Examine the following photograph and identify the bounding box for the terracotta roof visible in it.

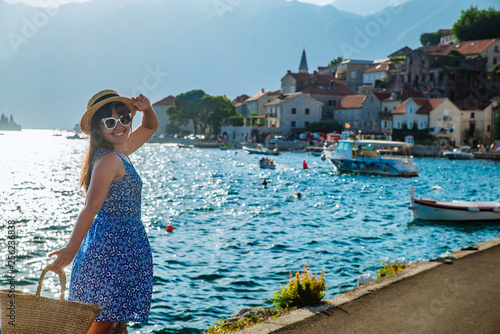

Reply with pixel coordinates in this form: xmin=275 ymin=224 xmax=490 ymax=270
xmin=391 ymin=103 xmax=406 ymax=114
xmin=391 ymin=97 xmax=427 ymax=114
xmin=364 ymin=61 xmax=395 ymax=73
xmin=233 ymin=94 xmax=250 ymax=104
xmin=451 ymin=39 xmax=499 ymax=55
xmin=418 ymin=38 xmax=499 ymax=56
xmin=371 ymin=91 xmax=392 ymax=101
xmin=153 ymin=96 xmax=175 ymax=106
xmin=334 ymin=95 xmax=367 ymax=109
xmin=417 ymin=98 xmax=447 ymax=114
xmin=391 ymin=98 xmax=448 ymax=115
xmin=246 ymin=90 xmax=270 ymax=102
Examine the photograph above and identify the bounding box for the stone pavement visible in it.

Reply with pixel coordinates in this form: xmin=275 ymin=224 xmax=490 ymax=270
xmin=241 ymin=237 xmax=500 ymax=334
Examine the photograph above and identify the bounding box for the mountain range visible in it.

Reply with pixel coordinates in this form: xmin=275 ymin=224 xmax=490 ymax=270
xmin=0 ymin=0 xmax=497 ymax=129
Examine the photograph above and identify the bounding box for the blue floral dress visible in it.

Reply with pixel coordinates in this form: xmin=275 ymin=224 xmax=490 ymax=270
xmin=69 ymin=148 xmax=153 ymax=322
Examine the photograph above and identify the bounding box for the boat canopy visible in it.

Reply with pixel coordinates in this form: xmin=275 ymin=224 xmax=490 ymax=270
xmin=339 ymin=139 xmax=413 ymax=148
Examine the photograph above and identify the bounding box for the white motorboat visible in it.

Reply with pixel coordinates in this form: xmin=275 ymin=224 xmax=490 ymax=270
xmin=408 ymin=187 xmax=500 ymax=221
xmin=323 ymin=137 xmax=418 ymax=177
xmin=443 ymin=147 xmax=474 ymax=160
xmin=243 ymin=145 xmax=279 ymax=156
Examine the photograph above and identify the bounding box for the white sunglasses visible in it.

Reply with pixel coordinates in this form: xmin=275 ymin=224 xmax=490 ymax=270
xmin=101 ymin=113 xmax=132 ymax=130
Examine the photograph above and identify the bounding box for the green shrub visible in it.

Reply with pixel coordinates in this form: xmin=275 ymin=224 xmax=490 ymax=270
xmin=271 ymin=263 xmax=327 ymax=310
xmin=376 ymin=262 xmax=409 ymax=278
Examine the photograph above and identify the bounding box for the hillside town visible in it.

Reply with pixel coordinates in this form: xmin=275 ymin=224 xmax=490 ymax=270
xmin=152 ymin=33 xmax=500 ymax=149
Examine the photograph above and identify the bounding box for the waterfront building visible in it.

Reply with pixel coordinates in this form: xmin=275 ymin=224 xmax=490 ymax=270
xmin=241 ymin=89 xmax=280 ymax=118
xmin=264 ymin=92 xmax=323 ymax=136
xmin=391 ymin=97 xmax=462 ymax=146
xmin=152 ymin=95 xmax=195 ymax=136
xmin=456 ymin=100 xmax=495 ymax=147
xmin=333 ymin=95 xmax=366 ymax=132
xmin=233 ymin=94 xmax=250 ymax=117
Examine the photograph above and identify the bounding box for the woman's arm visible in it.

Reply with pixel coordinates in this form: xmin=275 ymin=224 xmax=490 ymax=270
xmin=48 ymin=153 xmax=124 ymax=273
xmin=126 ymin=94 xmax=159 ymax=155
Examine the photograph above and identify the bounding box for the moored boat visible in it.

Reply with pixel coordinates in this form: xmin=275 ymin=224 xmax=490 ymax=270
xmin=408 ymin=186 xmax=500 ymax=221
xmin=323 ymin=137 xmax=418 ymax=177
xmin=443 ymin=147 xmax=474 ymax=160
xmin=243 ymin=145 xmax=279 ymax=155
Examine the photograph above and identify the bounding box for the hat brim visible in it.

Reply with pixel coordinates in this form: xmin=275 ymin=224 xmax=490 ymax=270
xmin=80 ymin=96 xmax=137 ymax=135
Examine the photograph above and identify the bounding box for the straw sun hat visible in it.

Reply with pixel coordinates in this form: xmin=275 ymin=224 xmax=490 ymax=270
xmin=80 ymin=89 xmax=137 ymax=135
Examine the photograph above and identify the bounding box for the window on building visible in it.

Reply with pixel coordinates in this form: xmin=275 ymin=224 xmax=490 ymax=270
xmin=291 ymin=108 xmax=296 ymax=114
xmin=305 ymin=108 xmax=310 ymax=115
xmin=341 ymin=110 xmax=344 ymax=116
xmin=471 ymin=112 xmax=475 ymax=119
xmin=409 ymin=107 xmax=413 ymax=114
xmin=351 ymin=71 xmax=356 ymax=79
xmin=354 ymin=121 xmax=358 ymax=128
xmin=397 ymin=121 xmax=402 ymax=129
xmin=347 ymin=110 xmax=351 ymax=115
xmin=488 ymin=125 xmax=491 ymax=132
xmin=291 ymin=121 xmax=296 ymax=127
xmin=290 ymin=85 xmax=295 ymax=93
xmin=408 ymin=121 xmax=413 ymax=129
xmin=328 ymin=100 xmax=333 ymax=106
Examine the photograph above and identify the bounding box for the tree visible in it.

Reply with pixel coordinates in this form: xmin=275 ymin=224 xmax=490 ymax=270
xmin=329 ymin=56 xmax=344 ymax=68
xmin=420 ymin=31 xmax=443 ymax=46
xmin=374 ymin=77 xmax=387 ymax=89
xmin=452 ymin=6 xmax=500 ymax=41
xmin=304 ymin=121 xmax=343 ymax=133
xmin=167 ymin=90 xmax=207 ymax=135
xmin=200 ymin=95 xmax=236 ymax=135
xmin=167 ymin=90 xmax=237 ymax=136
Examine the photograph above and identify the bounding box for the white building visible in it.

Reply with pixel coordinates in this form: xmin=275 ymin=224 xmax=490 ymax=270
xmin=265 ymin=92 xmax=323 ymax=135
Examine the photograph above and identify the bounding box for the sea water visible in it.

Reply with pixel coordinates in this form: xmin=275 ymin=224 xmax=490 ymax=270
xmin=1 ymin=130 xmax=500 ymax=333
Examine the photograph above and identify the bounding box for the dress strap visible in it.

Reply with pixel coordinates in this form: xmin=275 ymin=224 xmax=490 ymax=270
xmin=93 ymin=148 xmax=132 ymax=166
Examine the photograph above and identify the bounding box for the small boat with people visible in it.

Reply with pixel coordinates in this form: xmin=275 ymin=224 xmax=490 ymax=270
xmin=443 ymin=147 xmax=474 ymax=160
xmin=243 ymin=144 xmax=279 ymax=156
xmin=323 ymin=132 xmax=418 ymax=177
xmin=259 ymin=157 xmax=276 ymax=169
xmin=408 ymin=186 xmax=500 ymax=221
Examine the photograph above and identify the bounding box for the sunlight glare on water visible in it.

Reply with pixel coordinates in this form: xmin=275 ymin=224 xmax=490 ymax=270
xmin=2 ymin=130 xmax=500 ymax=333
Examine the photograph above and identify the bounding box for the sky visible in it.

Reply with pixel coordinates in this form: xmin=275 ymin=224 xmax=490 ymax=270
xmin=3 ymin=0 xmax=412 ymax=16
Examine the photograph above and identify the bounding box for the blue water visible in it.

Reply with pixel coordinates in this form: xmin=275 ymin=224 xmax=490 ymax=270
xmin=2 ymin=130 xmax=500 ymax=333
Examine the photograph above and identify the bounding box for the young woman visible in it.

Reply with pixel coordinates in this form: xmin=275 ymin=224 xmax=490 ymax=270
xmin=49 ymin=89 xmax=158 ymax=334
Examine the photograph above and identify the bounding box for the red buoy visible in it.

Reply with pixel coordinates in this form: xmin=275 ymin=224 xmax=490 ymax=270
xmin=166 ymin=224 xmax=174 ymax=232
xmin=303 ymin=160 xmax=308 ymax=169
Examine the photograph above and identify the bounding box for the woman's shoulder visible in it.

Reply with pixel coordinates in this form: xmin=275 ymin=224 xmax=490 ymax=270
xmin=94 ymin=149 xmax=122 ymax=166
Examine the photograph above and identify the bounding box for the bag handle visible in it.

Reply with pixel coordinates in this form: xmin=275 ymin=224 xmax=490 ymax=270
xmin=35 ymin=265 xmax=66 ymax=301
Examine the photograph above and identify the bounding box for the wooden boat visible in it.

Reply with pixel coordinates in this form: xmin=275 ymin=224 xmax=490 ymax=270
xmin=408 ymin=186 xmax=500 ymax=221
xmin=323 ymin=136 xmax=418 ymax=177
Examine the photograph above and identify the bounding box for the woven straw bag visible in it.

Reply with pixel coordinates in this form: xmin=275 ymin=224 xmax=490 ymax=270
xmin=0 ymin=265 xmax=103 ymax=334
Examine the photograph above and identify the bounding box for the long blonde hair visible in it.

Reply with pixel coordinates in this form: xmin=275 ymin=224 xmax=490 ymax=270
xmin=80 ymin=102 xmax=131 ymax=192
